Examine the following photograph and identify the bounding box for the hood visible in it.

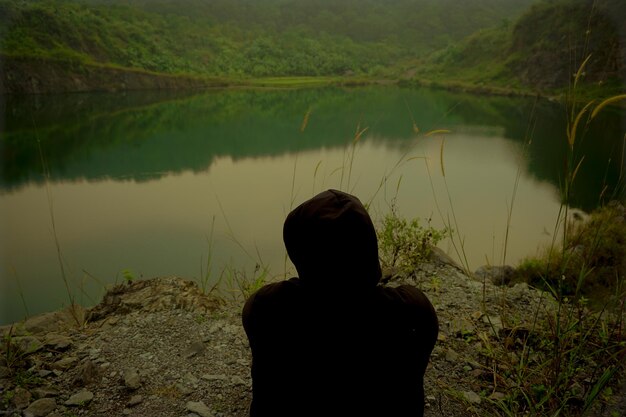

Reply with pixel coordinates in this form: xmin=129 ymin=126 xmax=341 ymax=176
xmin=283 ymin=189 xmax=381 ymax=289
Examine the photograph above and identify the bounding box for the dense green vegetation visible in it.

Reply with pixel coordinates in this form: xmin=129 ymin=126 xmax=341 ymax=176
xmin=413 ymin=0 xmax=626 ymax=95
xmin=0 ymin=0 xmax=533 ymax=80
xmin=0 ymin=0 xmax=624 ymax=94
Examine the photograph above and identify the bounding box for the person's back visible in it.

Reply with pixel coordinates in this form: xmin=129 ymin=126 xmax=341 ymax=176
xmin=242 ymin=190 xmax=438 ymax=417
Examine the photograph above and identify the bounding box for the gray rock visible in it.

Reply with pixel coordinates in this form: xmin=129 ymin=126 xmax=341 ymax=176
xmin=13 ymin=386 xmax=32 ymax=409
xmin=184 ymin=341 xmax=206 ymax=358
xmin=24 ymin=398 xmax=57 ymax=417
xmin=448 ymin=317 xmax=474 ymax=337
xmin=32 ymin=387 xmax=60 ymax=399
xmin=463 ymin=390 xmax=482 ymax=404
xmin=183 ymin=372 xmax=199 ymax=386
xmin=65 ymin=390 xmax=94 ymax=406
xmin=13 ymin=336 xmax=43 ymax=354
xmin=72 ymin=360 xmax=100 ymax=386
xmin=474 ymin=265 xmax=516 ymax=286
xmin=482 ymin=315 xmax=503 ymax=333
xmin=123 ymin=368 xmax=142 ymax=390
xmin=201 ymin=374 xmax=229 ymax=382
xmin=445 ymin=348 xmax=460 ymax=362
xmin=51 ymin=356 xmax=78 ymax=370
xmin=175 ymin=383 xmax=194 ymax=396
xmin=128 ymin=395 xmax=143 ymax=407
xmin=186 ymin=401 xmax=214 ymax=417
xmin=44 ymin=334 xmax=73 ymax=350
xmin=22 ymin=305 xmax=86 ymax=334
xmin=231 ymin=376 xmax=248 ymax=386
xmin=489 ymin=391 xmax=506 ymax=401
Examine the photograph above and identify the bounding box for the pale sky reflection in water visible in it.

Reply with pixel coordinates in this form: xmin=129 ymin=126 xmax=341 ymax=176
xmin=0 ymin=131 xmax=562 ymax=324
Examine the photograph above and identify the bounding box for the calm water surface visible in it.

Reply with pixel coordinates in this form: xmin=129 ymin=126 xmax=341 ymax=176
xmin=1 ymin=86 xmax=624 ymax=324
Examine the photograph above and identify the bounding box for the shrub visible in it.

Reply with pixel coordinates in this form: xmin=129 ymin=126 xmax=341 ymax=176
xmin=377 ymin=205 xmax=449 ymax=280
xmin=516 ymin=202 xmax=626 ymax=303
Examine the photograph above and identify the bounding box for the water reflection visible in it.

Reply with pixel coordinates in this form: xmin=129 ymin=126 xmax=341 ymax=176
xmin=1 ymin=86 xmax=624 ymax=324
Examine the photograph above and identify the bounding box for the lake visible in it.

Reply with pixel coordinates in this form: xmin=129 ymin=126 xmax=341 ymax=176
xmin=1 ymin=86 xmax=624 ymax=324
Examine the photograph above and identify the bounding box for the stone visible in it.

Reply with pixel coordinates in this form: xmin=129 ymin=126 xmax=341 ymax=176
xmin=231 ymin=376 xmax=248 ymax=386
xmin=175 ymin=383 xmax=194 ymax=396
xmin=32 ymin=387 xmax=60 ymax=399
xmin=72 ymin=360 xmax=100 ymax=386
xmin=463 ymin=390 xmax=482 ymax=404
xmin=13 ymin=386 xmax=32 ymax=409
xmin=445 ymin=348 xmax=460 ymax=362
xmin=474 ymin=265 xmax=516 ymax=286
xmin=65 ymin=390 xmax=94 ymax=406
xmin=13 ymin=336 xmax=43 ymax=354
xmin=23 ymin=305 xmax=86 ymax=334
xmin=448 ymin=318 xmax=474 ymax=337
xmin=482 ymin=315 xmax=504 ymax=333
xmin=186 ymin=401 xmax=215 ymax=417
xmin=51 ymin=356 xmax=78 ymax=370
xmin=184 ymin=341 xmax=206 ymax=358
xmin=24 ymin=398 xmax=57 ymax=417
xmin=489 ymin=391 xmax=506 ymax=401
xmin=44 ymin=334 xmax=73 ymax=350
xmin=128 ymin=395 xmax=143 ymax=407
xmin=124 ymin=368 xmax=142 ymax=390
xmin=201 ymin=374 xmax=229 ymax=382
xmin=183 ymin=372 xmax=199 ymax=386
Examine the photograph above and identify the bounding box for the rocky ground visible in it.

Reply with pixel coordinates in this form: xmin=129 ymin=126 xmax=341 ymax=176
xmin=1 ymin=259 xmax=624 ymax=417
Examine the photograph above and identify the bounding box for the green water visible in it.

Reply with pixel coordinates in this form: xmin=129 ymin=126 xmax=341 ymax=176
xmin=1 ymin=86 xmax=624 ymax=324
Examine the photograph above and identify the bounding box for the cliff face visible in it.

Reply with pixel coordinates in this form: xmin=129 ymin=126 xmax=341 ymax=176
xmin=0 ymin=56 xmax=226 ymax=95
xmin=508 ymin=0 xmax=626 ymax=90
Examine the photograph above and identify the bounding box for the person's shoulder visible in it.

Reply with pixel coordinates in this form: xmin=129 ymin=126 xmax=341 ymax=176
xmin=248 ymin=277 xmax=303 ymax=301
xmin=242 ymin=278 xmax=304 ymax=330
xmin=379 ymin=283 xmax=429 ymax=304
xmin=378 ymin=284 xmax=437 ymax=319
xmin=243 ymin=278 xmax=303 ymax=314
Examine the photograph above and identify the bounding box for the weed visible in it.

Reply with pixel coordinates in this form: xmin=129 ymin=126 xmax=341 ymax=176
xmin=122 ymin=269 xmax=136 ymax=284
xmin=220 ymin=264 xmax=270 ymax=302
xmin=377 ymin=201 xmax=449 ymax=281
xmin=484 ymin=52 xmax=626 ymax=414
xmin=2 ymin=327 xmax=26 ymax=376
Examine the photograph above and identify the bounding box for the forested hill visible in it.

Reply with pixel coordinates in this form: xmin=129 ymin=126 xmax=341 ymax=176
xmin=412 ymin=0 xmax=626 ymax=95
xmin=0 ymin=0 xmax=533 ymax=86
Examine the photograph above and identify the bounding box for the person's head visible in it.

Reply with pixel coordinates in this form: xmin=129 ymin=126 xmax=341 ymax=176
xmin=283 ymin=189 xmax=381 ymax=290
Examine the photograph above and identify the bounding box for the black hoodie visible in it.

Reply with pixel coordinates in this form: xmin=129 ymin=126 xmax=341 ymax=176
xmin=242 ymin=189 xmax=438 ymax=417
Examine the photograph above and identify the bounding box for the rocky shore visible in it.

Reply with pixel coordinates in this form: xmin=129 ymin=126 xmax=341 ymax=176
xmin=1 ymin=259 xmax=624 ymax=417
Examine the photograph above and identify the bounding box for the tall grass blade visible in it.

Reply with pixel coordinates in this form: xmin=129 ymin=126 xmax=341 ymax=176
xmin=300 ymin=107 xmax=312 ymax=132
xmin=353 ymin=126 xmax=369 ymax=144
xmin=425 ymin=129 xmax=451 ymax=137
xmin=439 ymin=139 xmax=446 ymax=177
xmin=573 ymin=54 xmax=592 ymax=91
xmin=567 ymin=100 xmax=594 ymax=148
xmin=571 ymin=155 xmax=586 ymax=183
xmin=590 ymin=94 xmax=626 ymax=120
xmin=37 ymin=140 xmax=78 ymax=324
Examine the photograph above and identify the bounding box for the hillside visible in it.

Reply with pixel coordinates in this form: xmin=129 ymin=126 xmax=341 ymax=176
xmin=0 ymin=0 xmax=534 ymax=93
xmin=411 ymin=0 xmax=626 ymax=96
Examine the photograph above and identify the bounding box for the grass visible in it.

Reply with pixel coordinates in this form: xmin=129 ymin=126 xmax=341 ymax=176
xmin=484 ymin=76 xmax=626 ymax=414
xmin=391 ymin=54 xmax=625 ymax=415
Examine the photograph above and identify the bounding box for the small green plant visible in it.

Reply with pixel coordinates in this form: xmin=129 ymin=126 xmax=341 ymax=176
xmin=122 ymin=269 xmax=136 ymax=284
xmin=377 ymin=202 xmax=448 ymax=280
xmin=2 ymin=327 xmax=26 ymax=377
xmin=219 ymin=263 xmax=270 ymax=302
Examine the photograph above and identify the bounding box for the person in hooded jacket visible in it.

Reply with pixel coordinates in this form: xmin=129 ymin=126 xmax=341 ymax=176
xmin=242 ymin=189 xmax=438 ymax=417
